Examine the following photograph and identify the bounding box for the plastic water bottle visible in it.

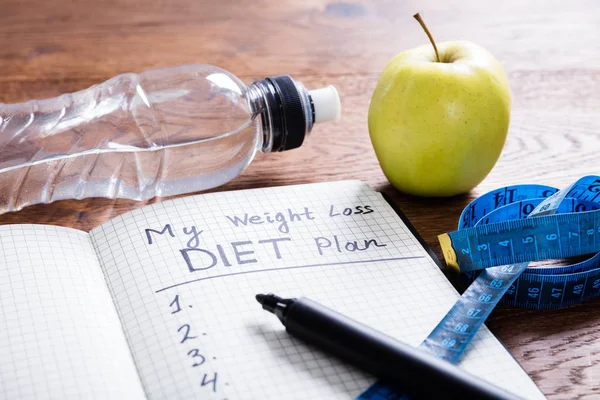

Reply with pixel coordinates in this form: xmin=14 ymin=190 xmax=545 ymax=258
xmin=0 ymin=64 xmax=341 ymax=213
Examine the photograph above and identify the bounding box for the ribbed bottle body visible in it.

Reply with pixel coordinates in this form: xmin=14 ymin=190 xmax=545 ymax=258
xmin=0 ymin=64 xmax=260 ymax=212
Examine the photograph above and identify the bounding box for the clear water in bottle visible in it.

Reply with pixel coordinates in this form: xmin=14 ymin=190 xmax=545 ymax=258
xmin=0 ymin=64 xmax=341 ymax=213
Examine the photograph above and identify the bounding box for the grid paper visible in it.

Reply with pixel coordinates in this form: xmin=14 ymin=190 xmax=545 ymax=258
xmin=0 ymin=224 xmax=145 ymax=400
xmin=90 ymin=180 xmax=545 ymax=400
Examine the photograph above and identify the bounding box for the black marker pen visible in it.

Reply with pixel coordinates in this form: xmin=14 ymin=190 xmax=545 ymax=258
xmin=256 ymin=293 xmax=522 ymax=400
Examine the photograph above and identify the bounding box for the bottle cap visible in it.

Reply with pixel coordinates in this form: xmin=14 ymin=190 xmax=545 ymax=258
xmin=266 ymin=75 xmax=308 ymax=151
xmin=251 ymin=76 xmax=341 ymax=153
xmin=309 ymin=86 xmax=342 ymax=123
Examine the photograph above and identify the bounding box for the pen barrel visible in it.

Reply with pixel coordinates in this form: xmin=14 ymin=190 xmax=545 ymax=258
xmin=284 ymin=298 xmax=521 ymax=400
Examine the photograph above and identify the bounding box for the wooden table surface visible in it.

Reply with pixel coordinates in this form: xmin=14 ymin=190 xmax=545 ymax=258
xmin=1 ymin=0 xmax=599 ymax=398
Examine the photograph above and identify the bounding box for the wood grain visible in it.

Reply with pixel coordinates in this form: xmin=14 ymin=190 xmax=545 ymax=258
xmin=1 ymin=0 xmax=599 ymax=398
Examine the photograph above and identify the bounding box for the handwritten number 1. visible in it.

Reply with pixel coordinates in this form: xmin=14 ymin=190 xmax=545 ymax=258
xmin=170 ymin=295 xmax=182 ymax=314
xmin=178 ymin=324 xmax=197 ymax=343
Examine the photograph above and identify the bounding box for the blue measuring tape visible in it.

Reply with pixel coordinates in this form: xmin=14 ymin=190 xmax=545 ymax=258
xmin=358 ymin=175 xmax=600 ymax=399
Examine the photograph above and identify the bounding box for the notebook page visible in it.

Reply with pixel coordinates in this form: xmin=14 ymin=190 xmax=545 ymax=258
xmin=0 ymin=225 xmax=145 ymax=400
xmin=91 ymin=181 xmax=544 ymax=400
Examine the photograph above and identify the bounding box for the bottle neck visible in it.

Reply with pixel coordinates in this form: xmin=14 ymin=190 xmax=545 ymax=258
xmin=246 ymin=76 xmax=315 ymax=154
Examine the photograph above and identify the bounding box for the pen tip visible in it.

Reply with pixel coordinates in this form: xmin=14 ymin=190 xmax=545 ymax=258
xmin=256 ymin=293 xmax=287 ymax=313
xmin=255 ymin=293 xmax=267 ymax=305
xmin=256 ymin=293 xmax=284 ymax=314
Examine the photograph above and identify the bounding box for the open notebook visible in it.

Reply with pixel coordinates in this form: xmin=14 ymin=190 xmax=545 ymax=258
xmin=0 ymin=181 xmax=545 ymax=399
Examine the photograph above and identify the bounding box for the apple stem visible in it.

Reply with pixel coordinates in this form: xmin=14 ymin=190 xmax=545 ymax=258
xmin=413 ymin=13 xmax=441 ymax=62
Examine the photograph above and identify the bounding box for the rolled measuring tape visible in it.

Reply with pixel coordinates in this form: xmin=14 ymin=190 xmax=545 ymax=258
xmin=439 ymin=178 xmax=600 ymax=309
xmin=358 ymin=175 xmax=600 ymax=400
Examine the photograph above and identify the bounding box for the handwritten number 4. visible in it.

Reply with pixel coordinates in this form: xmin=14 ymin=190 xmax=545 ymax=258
xmin=178 ymin=324 xmax=197 ymax=343
xmin=170 ymin=295 xmax=182 ymax=314
xmin=201 ymin=372 xmax=218 ymax=392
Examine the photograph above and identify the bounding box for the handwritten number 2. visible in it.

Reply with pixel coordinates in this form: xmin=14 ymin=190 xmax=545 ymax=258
xmin=178 ymin=324 xmax=197 ymax=343
xmin=170 ymin=295 xmax=182 ymax=314
xmin=187 ymin=349 xmax=206 ymax=367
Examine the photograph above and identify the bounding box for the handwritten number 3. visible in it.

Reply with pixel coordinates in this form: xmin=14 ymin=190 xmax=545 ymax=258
xmin=178 ymin=324 xmax=197 ymax=343
xmin=187 ymin=349 xmax=206 ymax=367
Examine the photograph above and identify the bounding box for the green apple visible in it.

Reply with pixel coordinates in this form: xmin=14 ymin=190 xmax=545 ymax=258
xmin=368 ymin=14 xmax=511 ymax=197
